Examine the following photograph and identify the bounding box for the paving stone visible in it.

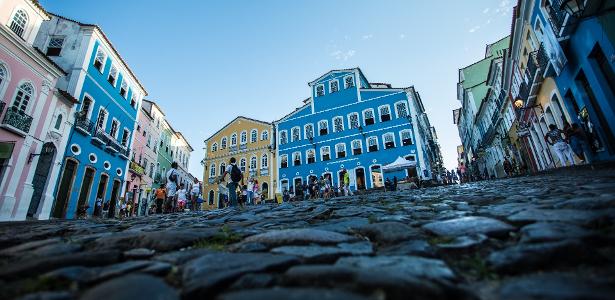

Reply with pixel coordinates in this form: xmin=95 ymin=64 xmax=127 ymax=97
xmin=228 ymin=273 xmax=274 ymax=290
xmin=16 ymin=291 xmax=73 ymax=300
xmin=422 ymin=216 xmax=514 ymax=238
xmin=312 ymin=218 xmax=369 ymax=234
xmin=217 ymin=287 xmax=370 ymax=300
xmin=80 ymin=274 xmax=178 ymax=300
xmin=436 ymin=234 xmax=487 ymax=250
xmin=378 ymin=240 xmax=436 ymax=257
xmin=520 ymin=222 xmax=593 ymax=243
xmin=154 ymin=248 xmax=214 ymax=265
xmin=270 ymin=241 xmax=373 ymax=262
xmin=123 ymin=248 xmax=156 ymax=259
xmin=335 ymin=255 xmax=457 ymax=282
xmin=0 ymin=238 xmax=62 ymax=256
xmin=90 ymin=228 xmax=219 ymax=252
xmin=554 ymin=195 xmax=615 ymax=210
xmin=352 ymin=222 xmax=420 ymax=244
xmin=238 ymin=229 xmax=356 ymax=248
xmin=182 ymin=252 xmax=299 ymax=298
xmin=507 ymin=208 xmax=602 ymax=225
xmin=498 ymin=273 xmax=615 ymax=300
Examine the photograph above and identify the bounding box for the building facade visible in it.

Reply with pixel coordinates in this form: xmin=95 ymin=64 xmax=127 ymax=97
xmin=126 ymin=104 xmax=157 ymax=216
xmin=202 ymin=116 xmax=276 ymax=208
xmin=275 ymin=68 xmax=433 ymax=194
xmin=172 ymin=131 xmax=193 ymax=188
xmin=34 ymin=14 xmax=147 ymax=219
xmin=0 ymin=0 xmax=76 ymax=221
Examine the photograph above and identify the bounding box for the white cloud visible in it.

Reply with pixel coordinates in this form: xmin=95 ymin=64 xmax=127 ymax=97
xmin=469 ymin=26 xmax=480 ymax=33
xmin=399 ymin=33 xmax=406 ymax=40
xmin=362 ymin=34 xmax=373 ymax=40
xmin=483 ymin=8 xmax=490 ymax=14
xmin=330 ymin=50 xmax=356 ymax=61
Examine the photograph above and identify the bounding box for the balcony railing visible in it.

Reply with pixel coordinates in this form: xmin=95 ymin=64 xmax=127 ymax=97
xmin=518 ymin=82 xmax=530 ymax=103
xmin=545 ymin=0 xmax=576 ymax=38
xmin=75 ymin=116 xmax=94 ymax=135
xmin=0 ymin=102 xmax=5 ymax=116
xmin=2 ymin=107 xmax=33 ymax=135
xmin=92 ymin=127 xmax=109 ymax=145
xmin=118 ymin=145 xmax=130 ymax=160
xmin=129 ymin=160 xmax=145 ymax=175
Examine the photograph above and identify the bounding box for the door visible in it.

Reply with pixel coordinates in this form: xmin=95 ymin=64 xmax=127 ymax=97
xmin=52 ymin=159 xmax=78 ymax=218
xmin=355 ymin=168 xmax=366 ymax=190
xmin=76 ymin=167 xmax=95 ymax=214
xmin=107 ymin=179 xmax=121 ymax=218
xmin=370 ymin=165 xmax=383 ymax=188
xmin=94 ymin=174 xmax=108 ymax=216
xmin=208 ymin=190 xmax=214 ymax=205
xmin=27 ymin=143 xmax=56 ymax=218
xmin=261 ymin=182 xmax=268 ymax=198
xmin=293 ymin=178 xmax=302 ymax=193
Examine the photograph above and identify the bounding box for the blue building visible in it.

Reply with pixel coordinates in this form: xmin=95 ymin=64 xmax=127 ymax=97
xmin=34 ymin=14 xmax=147 ymax=219
xmin=275 ymin=68 xmax=435 ymax=193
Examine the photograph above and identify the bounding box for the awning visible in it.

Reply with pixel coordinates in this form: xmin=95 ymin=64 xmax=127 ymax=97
xmin=382 ymin=156 xmax=417 ymax=172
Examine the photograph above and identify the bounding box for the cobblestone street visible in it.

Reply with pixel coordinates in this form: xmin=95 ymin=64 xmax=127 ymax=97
xmin=1 ymin=165 xmax=615 ymax=300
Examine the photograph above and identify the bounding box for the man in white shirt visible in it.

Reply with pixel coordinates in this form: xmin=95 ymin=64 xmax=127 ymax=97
xmin=165 ymin=162 xmax=179 ymax=212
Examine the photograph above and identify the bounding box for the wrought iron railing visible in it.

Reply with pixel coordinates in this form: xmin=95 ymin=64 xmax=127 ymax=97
xmin=129 ymin=160 xmax=145 ymax=175
xmin=75 ymin=116 xmax=94 ymax=135
xmin=545 ymin=0 xmax=576 ymax=38
xmin=536 ymin=44 xmax=549 ymax=75
xmin=2 ymin=107 xmax=33 ymax=134
xmin=117 ymin=145 xmax=130 ymax=159
xmin=518 ymin=82 xmax=530 ymax=102
xmin=0 ymin=102 xmax=5 ymax=115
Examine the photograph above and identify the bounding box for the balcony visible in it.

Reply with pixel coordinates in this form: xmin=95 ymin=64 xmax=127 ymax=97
xmin=118 ymin=145 xmax=130 ymax=160
xmin=106 ymin=136 xmax=121 ymax=154
xmin=92 ymin=127 xmax=109 ymax=145
xmin=129 ymin=160 xmax=145 ymax=176
xmin=75 ymin=116 xmax=94 ymax=135
xmin=545 ymin=0 xmax=576 ymax=39
xmin=260 ymin=168 xmax=269 ymax=176
xmin=208 ymin=177 xmax=216 ymax=184
xmin=1 ymin=107 xmax=33 ymax=137
xmin=249 ymin=169 xmax=257 ymax=178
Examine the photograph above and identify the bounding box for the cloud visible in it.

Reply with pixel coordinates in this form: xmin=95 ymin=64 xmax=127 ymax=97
xmin=469 ymin=26 xmax=480 ymax=33
xmin=362 ymin=34 xmax=373 ymax=40
xmin=330 ymin=50 xmax=356 ymax=61
xmin=399 ymin=33 xmax=406 ymax=40
xmin=344 ymin=35 xmax=351 ymax=41
xmin=483 ymin=8 xmax=490 ymax=14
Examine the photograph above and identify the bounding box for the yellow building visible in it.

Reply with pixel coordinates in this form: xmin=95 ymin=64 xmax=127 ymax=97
xmin=202 ymin=116 xmax=276 ymax=208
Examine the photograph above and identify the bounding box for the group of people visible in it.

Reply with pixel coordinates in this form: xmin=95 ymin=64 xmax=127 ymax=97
xmin=153 ymin=162 xmax=202 ymax=214
xmin=215 ymin=157 xmax=270 ymax=208
xmin=283 ymin=169 xmax=354 ymax=202
xmin=545 ymin=123 xmax=591 ymax=167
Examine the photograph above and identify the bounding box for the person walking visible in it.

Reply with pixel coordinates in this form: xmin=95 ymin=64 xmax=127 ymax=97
xmin=343 ymin=169 xmax=353 ymax=196
xmin=166 ymin=162 xmax=180 ymax=212
xmin=220 ymin=157 xmax=243 ymax=207
xmin=177 ymin=183 xmax=187 ymax=212
xmin=247 ymin=178 xmax=254 ymax=205
xmin=545 ymin=124 xmax=575 ymax=167
xmin=190 ymin=178 xmax=201 ymax=211
xmin=155 ymin=184 xmax=166 ymax=214
xmin=566 ymin=123 xmax=590 ymax=164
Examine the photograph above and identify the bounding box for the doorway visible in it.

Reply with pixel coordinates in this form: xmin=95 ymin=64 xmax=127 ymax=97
xmin=52 ymin=158 xmax=78 ymax=218
xmin=293 ymin=178 xmax=302 ymax=193
xmin=261 ymin=182 xmax=268 ymax=198
xmin=77 ymin=167 xmax=95 ymax=214
xmin=27 ymin=143 xmax=56 ymax=218
xmin=370 ymin=165 xmax=383 ymax=188
xmin=107 ymin=180 xmax=121 ymax=218
xmin=94 ymin=174 xmax=108 ymax=216
xmin=355 ymin=168 xmax=366 ymax=190
xmin=338 ymin=171 xmax=344 ymax=187
xmin=208 ymin=190 xmax=214 ymax=205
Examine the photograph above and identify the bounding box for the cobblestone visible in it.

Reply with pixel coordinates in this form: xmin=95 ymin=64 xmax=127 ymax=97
xmin=1 ymin=165 xmax=614 ymax=299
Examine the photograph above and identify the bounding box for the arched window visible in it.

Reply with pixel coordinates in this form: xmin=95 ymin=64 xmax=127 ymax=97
xmin=0 ymin=64 xmax=7 ymax=90
xmin=261 ymin=130 xmax=269 ymax=141
xmin=352 ymin=139 xmax=362 ymax=155
xmin=368 ymin=136 xmax=379 ymax=152
xmin=320 ymin=146 xmax=331 ymax=161
xmin=304 ymin=123 xmax=314 ymax=139
xmin=221 ymin=137 xmax=227 ymax=149
xmin=279 ymin=130 xmax=288 ymax=144
xmin=9 ymin=10 xmax=28 ymax=37
xmin=211 ymin=142 xmax=218 ymax=152
xmin=240 ymin=158 xmax=246 ymax=172
xmin=250 ymin=129 xmax=258 ymax=143
xmin=333 ymin=116 xmax=344 ymax=132
xmin=240 ymin=131 xmax=247 ymax=144
xmin=363 ymin=109 xmax=375 ymax=125
xmin=219 ymin=163 xmax=226 ymax=175
xmin=306 ymin=149 xmax=315 ymax=164
xmin=383 ymin=132 xmax=396 ymax=149
xmin=379 ymin=105 xmax=391 ymax=122
xmin=230 ymin=133 xmax=237 ymax=146
xmin=280 ymin=154 xmax=288 ymax=168
xmin=250 ymin=156 xmax=257 ymax=169
xmin=209 ymin=163 xmax=216 ymax=177
xmin=291 ymin=127 xmax=300 ymax=142
xmin=400 ymin=130 xmax=413 ymax=146
xmin=12 ymin=82 xmax=33 ymax=114
xmin=348 ymin=113 xmax=359 ymax=129
xmin=292 ymin=151 xmax=301 ymax=166
xmin=54 ymin=114 xmax=63 ymax=130
xmin=319 ymin=120 xmax=328 ymax=135
xmin=94 ymin=48 xmax=106 ymax=72
xmin=395 ymin=101 xmax=409 ymax=118
xmin=335 ymin=143 xmax=346 ymax=158
xmin=261 ymin=153 xmax=268 ymax=168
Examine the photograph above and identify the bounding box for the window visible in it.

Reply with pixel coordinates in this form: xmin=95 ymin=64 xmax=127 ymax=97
xmin=0 ymin=65 xmax=6 ymax=90
xmin=344 ymin=75 xmax=354 ymax=89
xmin=209 ymin=163 xmax=216 ymax=177
xmin=146 ymin=135 xmax=151 ymax=147
xmin=250 ymin=129 xmax=258 ymax=143
xmin=250 ymin=156 xmax=257 ymax=169
xmin=379 ymin=105 xmax=391 ymax=122
xmin=348 ymin=113 xmax=359 ymax=129
xmin=46 ymin=37 xmax=64 ymax=56
xmin=383 ymin=133 xmax=395 ymax=149
xmin=329 ymin=80 xmax=339 ymax=93
xmin=335 ymin=143 xmax=346 ymax=158
xmin=94 ymin=49 xmax=106 ymax=72
xmin=261 ymin=130 xmax=269 ymax=141
xmin=306 ymin=149 xmax=315 ymax=164
xmin=108 ymin=65 xmax=117 ymax=86
xmin=130 ymin=96 xmax=136 ymax=108
xmin=230 ymin=133 xmax=237 ymax=146
xmin=121 ymin=129 xmax=130 ymax=146
xmin=110 ymin=119 xmax=119 ymax=138
xmin=12 ymin=83 xmax=33 ymax=114
xmin=319 ymin=120 xmax=328 ymax=135
xmin=281 ymin=155 xmax=288 ymax=168
xmin=240 ymin=131 xmax=247 ymax=144
xmin=316 ymin=84 xmax=325 ymax=97
xmin=363 ymin=109 xmax=375 ymax=125
xmin=9 ymin=10 xmax=27 ymax=37
xmin=333 ymin=116 xmax=344 ymax=132
xmin=321 ymin=146 xmax=331 ymax=161
xmin=211 ymin=142 xmax=218 ymax=152
xmin=279 ymin=130 xmax=288 ymax=144
xmin=368 ymin=136 xmax=379 ymax=152
xmin=395 ymin=101 xmax=408 ymax=118
xmin=240 ymin=158 xmax=246 ymax=172
xmin=54 ymin=114 xmax=63 ymax=130
xmin=400 ymin=130 xmax=413 ymax=146
xmin=291 ymin=127 xmax=300 ymax=142
xmin=261 ymin=154 xmax=268 ymax=168
xmin=293 ymin=151 xmax=301 ymax=166
xmin=221 ymin=137 xmax=227 ymax=149
xmin=219 ymin=163 xmax=226 ymax=175
xmin=120 ymin=80 xmax=128 ymax=98
xmin=352 ymin=139 xmax=362 ymax=155
xmin=304 ymin=123 xmax=314 ymax=139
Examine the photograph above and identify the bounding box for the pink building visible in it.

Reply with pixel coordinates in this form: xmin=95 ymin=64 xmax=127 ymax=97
xmin=0 ymin=0 xmax=77 ymax=220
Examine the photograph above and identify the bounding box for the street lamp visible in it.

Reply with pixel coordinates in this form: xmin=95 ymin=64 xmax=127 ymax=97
xmin=514 ymin=98 xmax=542 ymax=110
xmin=559 ymin=0 xmax=584 ymax=18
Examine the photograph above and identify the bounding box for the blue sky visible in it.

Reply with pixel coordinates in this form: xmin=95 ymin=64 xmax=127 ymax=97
xmin=40 ymin=0 xmax=514 ymax=177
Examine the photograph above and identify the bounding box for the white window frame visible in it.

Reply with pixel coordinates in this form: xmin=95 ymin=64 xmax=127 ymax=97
xmin=320 ymin=146 xmax=331 ymax=161
xmin=333 ymin=116 xmax=344 ymax=133
xmin=304 ymin=123 xmax=314 ymax=139
xmin=121 ymin=128 xmax=130 ymax=146
xmin=280 ymin=154 xmax=289 ymax=168
xmin=209 ymin=163 xmax=216 ymax=177
xmin=250 ymin=155 xmax=258 ymax=170
xmin=11 ymin=81 xmax=34 ymax=115
xmin=306 ymin=149 xmax=316 ymax=163
xmin=315 ymin=84 xmax=325 ymax=97
xmin=120 ymin=79 xmax=129 ymax=98
xmin=240 ymin=130 xmax=247 ymax=144
xmin=343 ymin=75 xmax=354 ymax=89
xmin=240 ymin=157 xmax=247 ymax=172
xmin=94 ymin=48 xmax=107 ymax=73
xmin=394 ymin=100 xmax=409 ymax=119
xmin=108 ymin=64 xmax=118 ymax=87
xmin=9 ymin=9 xmax=28 ymax=38
xmin=81 ymin=94 xmax=96 ymax=120
xmin=351 ymin=139 xmax=363 ymax=155
xmin=291 ymin=126 xmax=301 ymax=142
xmin=220 ymin=137 xmax=227 ymax=149
xmin=363 ymin=108 xmax=375 ymax=126
xmin=400 ymin=129 xmax=413 ymax=146
xmin=292 ymin=151 xmax=302 ymax=166
xmin=211 ymin=142 xmax=218 ymax=152
xmin=329 ymin=79 xmax=339 ymax=93
xmin=96 ymin=107 xmax=109 ymax=130
xmin=335 ymin=143 xmax=347 ymax=158
xmin=230 ymin=132 xmax=238 ymax=146
xmin=261 ymin=130 xmax=269 ymax=141
xmin=378 ymin=104 xmax=392 ymax=122
xmin=109 ymin=118 xmax=120 ymax=138
xmin=250 ymin=129 xmax=258 ymax=143
xmin=0 ymin=63 xmax=9 ymax=100
xmin=347 ymin=112 xmax=360 ymax=129
xmin=279 ymin=130 xmax=288 ymax=144
xmin=261 ymin=153 xmax=268 ymax=168
xmin=367 ymin=136 xmax=379 ymax=152
xmin=318 ymin=120 xmax=329 ymax=136
xmin=382 ymin=132 xmax=396 ymax=149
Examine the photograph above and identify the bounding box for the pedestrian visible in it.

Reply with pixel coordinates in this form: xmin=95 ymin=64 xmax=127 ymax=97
xmin=503 ymin=158 xmax=513 ymax=177
xmin=94 ymin=197 xmax=103 ymax=217
xmin=567 ymin=123 xmax=590 ymax=163
xmin=393 ymin=176 xmax=398 ymax=191
xmin=253 ymin=179 xmax=260 ymax=204
xmin=177 ymin=183 xmax=187 ymax=212
xmin=166 ymin=162 xmax=180 ymax=212
xmin=219 ymin=157 xmax=243 ymax=207
xmin=544 ymin=124 xmax=575 ymax=167
xmin=190 ymin=178 xmax=201 ymax=211
xmin=282 ymin=189 xmax=290 ymax=202
xmin=155 ymin=184 xmax=166 ymax=214
xmin=247 ymin=178 xmax=254 ymax=205
xmin=343 ymin=169 xmax=353 ymax=196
